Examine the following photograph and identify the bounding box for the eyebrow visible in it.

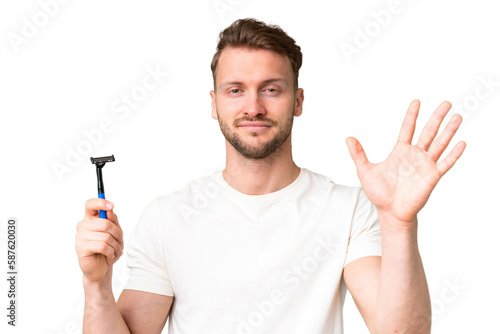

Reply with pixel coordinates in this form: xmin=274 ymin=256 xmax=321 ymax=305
xmin=218 ymin=78 xmax=288 ymax=90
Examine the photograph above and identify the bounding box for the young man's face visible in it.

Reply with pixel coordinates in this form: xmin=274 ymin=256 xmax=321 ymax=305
xmin=210 ymin=47 xmax=304 ymax=160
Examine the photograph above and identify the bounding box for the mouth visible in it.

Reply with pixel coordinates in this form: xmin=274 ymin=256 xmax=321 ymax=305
xmin=237 ymin=122 xmax=272 ymax=132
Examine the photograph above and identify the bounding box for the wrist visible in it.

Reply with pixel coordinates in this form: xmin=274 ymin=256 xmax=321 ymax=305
xmin=82 ymin=269 xmax=113 ymax=295
xmin=377 ymin=210 xmax=418 ymax=234
xmin=377 ymin=211 xmax=420 ymax=253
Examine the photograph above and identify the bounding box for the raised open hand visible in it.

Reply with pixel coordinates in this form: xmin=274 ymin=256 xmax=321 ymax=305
xmin=346 ymin=100 xmax=466 ymax=225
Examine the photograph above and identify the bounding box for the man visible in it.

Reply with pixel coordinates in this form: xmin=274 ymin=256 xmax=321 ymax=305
xmin=76 ymin=18 xmax=466 ymax=333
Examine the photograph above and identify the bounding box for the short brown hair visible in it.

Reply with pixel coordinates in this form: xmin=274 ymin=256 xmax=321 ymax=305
xmin=211 ymin=18 xmax=302 ymax=90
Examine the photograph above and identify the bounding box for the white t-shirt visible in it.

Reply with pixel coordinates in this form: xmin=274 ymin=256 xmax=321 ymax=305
xmin=124 ymin=168 xmax=381 ymax=334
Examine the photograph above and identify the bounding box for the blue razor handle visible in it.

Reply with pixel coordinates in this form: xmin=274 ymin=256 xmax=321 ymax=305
xmin=98 ymin=193 xmax=107 ymax=218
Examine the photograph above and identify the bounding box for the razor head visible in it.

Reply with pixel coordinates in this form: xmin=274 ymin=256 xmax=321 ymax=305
xmin=90 ymin=155 xmax=115 ymax=167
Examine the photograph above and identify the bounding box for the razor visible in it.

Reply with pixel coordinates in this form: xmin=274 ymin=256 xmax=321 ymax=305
xmin=90 ymin=155 xmax=115 ymax=219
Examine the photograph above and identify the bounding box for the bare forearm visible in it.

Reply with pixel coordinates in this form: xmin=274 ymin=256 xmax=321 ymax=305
xmin=83 ymin=273 xmax=131 ymax=334
xmin=375 ymin=215 xmax=431 ymax=334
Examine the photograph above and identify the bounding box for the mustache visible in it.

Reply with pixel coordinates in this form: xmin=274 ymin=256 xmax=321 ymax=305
xmin=233 ymin=117 xmax=276 ymax=127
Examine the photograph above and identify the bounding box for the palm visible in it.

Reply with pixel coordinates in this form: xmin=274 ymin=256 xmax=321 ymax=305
xmin=358 ymin=142 xmax=440 ymax=222
xmin=347 ymin=100 xmax=466 ymax=223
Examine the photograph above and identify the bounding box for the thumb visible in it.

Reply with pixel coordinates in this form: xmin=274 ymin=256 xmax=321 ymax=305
xmin=346 ymin=136 xmax=371 ymax=174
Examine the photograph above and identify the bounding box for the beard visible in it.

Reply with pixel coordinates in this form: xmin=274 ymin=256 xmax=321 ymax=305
xmin=217 ymin=110 xmax=295 ymax=160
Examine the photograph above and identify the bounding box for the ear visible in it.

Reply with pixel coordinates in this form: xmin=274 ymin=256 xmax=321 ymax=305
xmin=294 ymin=88 xmax=304 ymax=117
xmin=210 ymin=90 xmax=218 ymax=119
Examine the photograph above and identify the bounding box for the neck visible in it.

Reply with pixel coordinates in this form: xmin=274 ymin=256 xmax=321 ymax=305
xmin=222 ymin=136 xmax=300 ymax=195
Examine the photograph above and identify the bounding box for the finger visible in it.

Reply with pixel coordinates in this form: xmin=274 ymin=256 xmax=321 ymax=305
xmin=428 ymin=114 xmax=463 ymax=162
xmin=437 ymin=141 xmax=466 ymax=176
xmin=397 ymin=99 xmax=420 ymax=144
xmin=85 ymin=240 xmax=119 ymax=261
xmin=76 ymin=231 xmax=120 ymax=260
xmin=346 ymin=137 xmax=372 ymax=174
xmin=85 ymin=198 xmax=114 ymax=219
xmin=81 ymin=230 xmax=124 ymax=256
xmin=416 ymin=101 xmax=452 ymax=151
xmin=85 ymin=218 xmax=124 ymax=247
xmin=105 ymin=209 xmax=120 ymax=227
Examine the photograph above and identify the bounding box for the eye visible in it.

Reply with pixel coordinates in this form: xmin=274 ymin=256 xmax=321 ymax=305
xmin=264 ymin=87 xmax=280 ymax=95
xmin=230 ymin=89 xmax=241 ymax=94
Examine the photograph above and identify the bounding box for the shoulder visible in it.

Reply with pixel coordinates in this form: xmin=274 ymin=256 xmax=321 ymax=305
xmin=302 ymin=168 xmax=363 ymax=199
xmin=300 ymin=168 xmax=374 ymax=218
xmin=152 ymin=170 xmax=222 ymax=205
xmin=138 ymin=170 xmax=223 ymax=223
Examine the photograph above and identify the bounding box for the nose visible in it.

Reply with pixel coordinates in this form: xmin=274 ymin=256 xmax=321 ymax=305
xmin=243 ymin=92 xmax=266 ymax=118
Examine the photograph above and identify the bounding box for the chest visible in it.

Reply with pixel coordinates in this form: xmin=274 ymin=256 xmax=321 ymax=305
xmin=164 ymin=199 xmax=352 ymax=303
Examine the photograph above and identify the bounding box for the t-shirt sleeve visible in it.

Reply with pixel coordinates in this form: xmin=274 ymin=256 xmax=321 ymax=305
xmin=344 ymin=188 xmax=382 ymax=267
xmin=123 ymin=199 xmax=175 ymax=296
